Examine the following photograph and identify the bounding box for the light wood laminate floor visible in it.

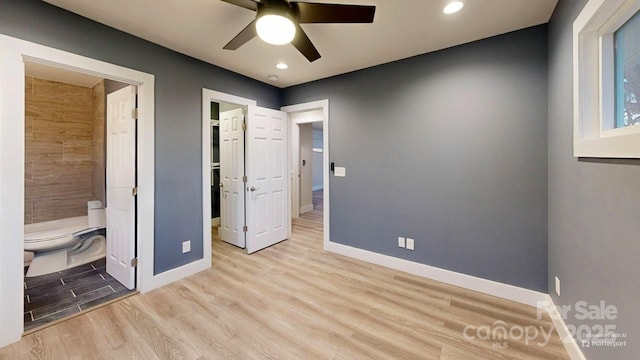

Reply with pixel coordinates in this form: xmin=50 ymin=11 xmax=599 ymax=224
xmin=0 ymin=209 xmax=569 ymax=359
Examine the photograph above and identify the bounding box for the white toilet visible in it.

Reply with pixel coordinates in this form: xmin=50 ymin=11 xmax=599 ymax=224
xmin=25 ymin=201 xmax=107 ymax=277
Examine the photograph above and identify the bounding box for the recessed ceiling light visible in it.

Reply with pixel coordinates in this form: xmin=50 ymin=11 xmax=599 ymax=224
xmin=268 ymin=74 xmax=279 ymax=81
xmin=276 ymin=63 xmax=289 ymax=70
xmin=443 ymin=1 xmax=464 ymax=14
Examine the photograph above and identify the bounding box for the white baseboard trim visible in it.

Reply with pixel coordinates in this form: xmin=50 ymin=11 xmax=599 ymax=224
xmin=325 ymin=241 xmax=548 ymax=307
xmin=142 ymin=258 xmax=210 ymax=293
xmin=312 ymin=185 xmax=324 ymax=191
xmin=540 ymin=296 xmax=587 ymax=360
xmin=300 ymin=204 xmax=314 ymax=214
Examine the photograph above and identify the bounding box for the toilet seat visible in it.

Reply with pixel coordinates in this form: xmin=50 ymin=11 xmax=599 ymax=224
xmin=24 ymin=216 xmax=90 ymax=252
xmin=24 ymin=232 xmax=77 ymax=252
xmin=24 ymin=225 xmax=89 ymax=242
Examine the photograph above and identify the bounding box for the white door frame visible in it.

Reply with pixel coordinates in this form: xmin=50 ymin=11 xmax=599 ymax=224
xmin=201 ymin=89 xmax=257 ymax=256
xmin=0 ymin=34 xmax=157 ymax=347
xmin=295 ymin=120 xmax=321 ymax=215
xmin=287 ymin=108 xmax=325 ymax=219
xmin=281 ymin=100 xmax=330 ymax=249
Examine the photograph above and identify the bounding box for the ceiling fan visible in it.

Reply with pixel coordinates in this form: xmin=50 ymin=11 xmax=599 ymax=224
xmin=221 ymin=0 xmax=376 ymax=62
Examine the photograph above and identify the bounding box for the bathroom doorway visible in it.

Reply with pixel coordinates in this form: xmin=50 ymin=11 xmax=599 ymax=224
xmin=0 ymin=36 xmax=156 ymax=346
xmin=22 ymin=63 xmax=135 ymax=332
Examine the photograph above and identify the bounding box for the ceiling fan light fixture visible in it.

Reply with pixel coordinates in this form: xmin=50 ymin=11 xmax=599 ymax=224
xmin=443 ymin=1 xmax=464 ymax=14
xmin=256 ymin=14 xmax=296 ymax=45
xmin=222 ymin=0 xmax=376 ymax=62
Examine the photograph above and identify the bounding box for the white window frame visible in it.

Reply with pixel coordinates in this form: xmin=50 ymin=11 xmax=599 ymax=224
xmin=574 ymin=0 xmax=640 ymax=158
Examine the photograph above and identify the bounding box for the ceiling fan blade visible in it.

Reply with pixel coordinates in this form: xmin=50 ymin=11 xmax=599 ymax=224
xmin=292 ymin=25 xmax=321 ymax=62
xmin=223 ymin=20 xmax=257 ymax=50
xmin=220 ymin=0 xmax=259 ymax=12
xmin=292 ymin=2 xmax=375 ymax=24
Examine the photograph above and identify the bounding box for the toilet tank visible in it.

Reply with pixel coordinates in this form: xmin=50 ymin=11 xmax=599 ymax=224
xmin=88 ymin=200 xmax=106 ymax=228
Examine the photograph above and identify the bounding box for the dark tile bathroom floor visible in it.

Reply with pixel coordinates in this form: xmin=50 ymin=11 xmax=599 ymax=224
xmin=23 ymin=258 xmax=134 ymax=331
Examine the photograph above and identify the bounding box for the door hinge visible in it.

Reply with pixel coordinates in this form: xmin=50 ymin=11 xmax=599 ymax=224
xmin=243 ymin=225 xmax=248 ymax=233
xmin=132 ymin=109 xmax=138 ymax=119
xmin=242 ymin=122 xmax=247 ymax=131
xmin=131 ymin=258 xmax=138 ymax=267
xmin=132 ymin=187 xmax=138 ymax=196
xmin=242 ymin=176 xmax=247 ymax=183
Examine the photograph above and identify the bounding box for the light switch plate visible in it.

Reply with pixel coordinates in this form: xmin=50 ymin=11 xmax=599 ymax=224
xmin=406 ymin=238 xmax=415 ymax=251
xmin=398 ymin=237 xmax=405 ymax=248
xmin=334 ymin=166 xmax=346 ymax=177
xmin=182 ymin=240 xmax=191 ymax=254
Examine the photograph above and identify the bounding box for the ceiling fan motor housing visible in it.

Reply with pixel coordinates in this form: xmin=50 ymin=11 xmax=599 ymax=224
xmin=258 ymin=0 xmax=297 ymax=21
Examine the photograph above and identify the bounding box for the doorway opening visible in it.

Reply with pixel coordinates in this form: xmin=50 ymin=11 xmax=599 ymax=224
xmin=0 ymin=34 xmax=156 ymax=347
xmin=202 ymin=89 xmax=256 ymax=260
xmin=282 ymin=100 xmax=330 ymax=250
xmin=22 ymin=63 xmax=136 ymax=332
xmin=210 ymin=100 xmax=248 ymax=248
xmin=297 ymin=121 xmax=324 ymax=216
xmin=202 ymin=89 xmax=291 ymax=256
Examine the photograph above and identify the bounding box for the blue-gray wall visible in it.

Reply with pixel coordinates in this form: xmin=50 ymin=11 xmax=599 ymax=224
xmin=0 ymin=0 xmax=281 ymax=274
xmin=283 ymin=26 xmax=549 ymax=291
xmin=548 ymin=1 xmax=640 ymax=358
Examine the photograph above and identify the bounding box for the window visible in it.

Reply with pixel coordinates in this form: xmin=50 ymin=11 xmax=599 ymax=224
xmin=574 ymin=0 xmax=640 ymax=158
xmin=615 ymin=10 xmax=640 ymax=128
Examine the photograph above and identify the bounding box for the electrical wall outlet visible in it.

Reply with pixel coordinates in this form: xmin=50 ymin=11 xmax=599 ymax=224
xmin=555 ymin=276 xmax=560 ymax=296
xmin=182 ymin=240 xmax=191 ymax=254
xmin=398 ymin=237 xmax=405 ymax=248
xmin=406 ymin=238 xmax=415 ymax=251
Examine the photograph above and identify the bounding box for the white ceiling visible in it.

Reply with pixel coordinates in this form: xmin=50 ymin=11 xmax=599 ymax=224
xmin=25 ymin=61 xmax=103 ymax=88
xmin=43 ymin=0 xmax=558 ymax=88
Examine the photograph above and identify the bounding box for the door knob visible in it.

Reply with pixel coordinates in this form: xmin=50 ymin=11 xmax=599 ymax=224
xmin=249 ymin=186 xmax=259 ymax=192
xmin=219 ymin=183 xmax=223 ymax=188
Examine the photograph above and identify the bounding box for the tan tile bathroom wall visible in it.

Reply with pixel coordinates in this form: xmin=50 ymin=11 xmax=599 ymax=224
xmin=25 ymin=77 xmax=100 ymax=224
xmin=92 ymin=81 xmax=106 ymax=207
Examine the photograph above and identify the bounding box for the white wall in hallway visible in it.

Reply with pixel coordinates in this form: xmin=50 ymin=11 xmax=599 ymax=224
xmin=312 ymin=128 xmax=323 ymax=190
xmin=299 ymin=123 xmax=313 ymax=213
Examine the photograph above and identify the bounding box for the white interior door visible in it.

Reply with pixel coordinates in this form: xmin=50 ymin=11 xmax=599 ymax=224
xmin=246 ymin=105 xmax=289 ymax=254
xmin=220 ymin=108 xmax=246 ymax=248
xmin=106 ymin=85 xmax=136 ymax=290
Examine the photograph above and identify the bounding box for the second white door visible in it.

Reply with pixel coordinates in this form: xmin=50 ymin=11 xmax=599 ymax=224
xmin=246 ymin=105 xmax=289 ymax=254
